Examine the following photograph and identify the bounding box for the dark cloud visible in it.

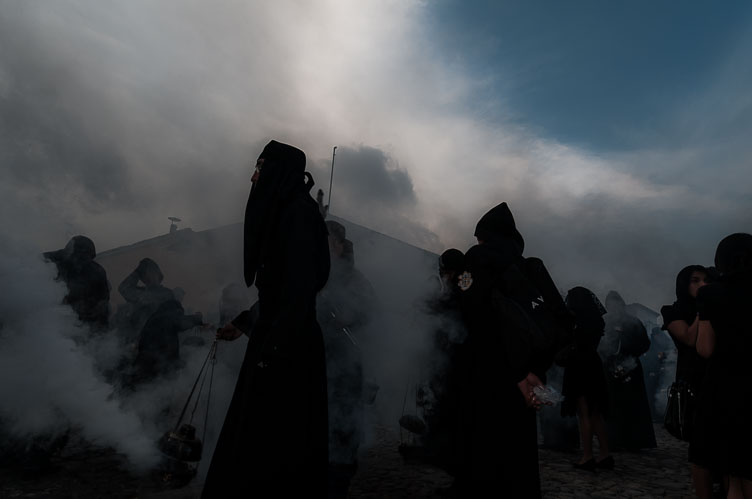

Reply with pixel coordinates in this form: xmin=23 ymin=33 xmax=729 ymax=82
xmin=319 ymin=145 xmax=416 ymax=208
xmin=306 ymin=145 xmax=440 ymax=250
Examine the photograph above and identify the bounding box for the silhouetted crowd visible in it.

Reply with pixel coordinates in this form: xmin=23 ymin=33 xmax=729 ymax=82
xmin=5 ymin=140 xmax=751 ymax=499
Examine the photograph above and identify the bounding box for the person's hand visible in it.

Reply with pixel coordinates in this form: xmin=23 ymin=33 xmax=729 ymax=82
xmin=517 ymin=372 xmax=545 ymax=410
xmin=216 ymin=323 xmax=243 ymax=341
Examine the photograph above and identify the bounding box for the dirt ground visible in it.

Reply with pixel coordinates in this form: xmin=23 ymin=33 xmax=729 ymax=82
xmin=0 ymin=423 xmax=697 ymax=499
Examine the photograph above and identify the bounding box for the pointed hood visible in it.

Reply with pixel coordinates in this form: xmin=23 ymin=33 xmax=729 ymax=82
xmin=243 ymin=140 xmax=313 ymax=287
xmin=474 ymin=202 xmax=524 ymax=254
xmin=604 ymin=290 xmax=626 ymax=313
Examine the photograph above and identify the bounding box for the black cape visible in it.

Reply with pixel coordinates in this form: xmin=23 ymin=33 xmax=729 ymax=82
xmin=317 ymin=248 xmax=375 ymax=481
xmin=598 ymin=292 xmax=656 ymax=450
xmin=561 ymin=287 xmax=609 ymax=418
xmin=202 ymin=141 xmax=330 ymax=497
xmin=44 ymin=235 xmax=110 ymax=330
xmin=456 ymin=204 xmax=541 ymax=498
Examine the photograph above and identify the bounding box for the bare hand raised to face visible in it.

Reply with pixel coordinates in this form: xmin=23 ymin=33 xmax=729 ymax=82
xmin=216 ymin=323 xmax=243 ymax=341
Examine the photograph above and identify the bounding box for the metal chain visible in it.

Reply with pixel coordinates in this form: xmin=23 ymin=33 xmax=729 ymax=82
xmin=173 ymin=340 xmax=217 ymax=432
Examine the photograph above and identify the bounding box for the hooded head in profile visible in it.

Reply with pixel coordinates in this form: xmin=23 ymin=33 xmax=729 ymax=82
xmin=243 ymin=140 xmax=317 ymax=286
xmin=44 ymin=235 xmax=96 ymax=265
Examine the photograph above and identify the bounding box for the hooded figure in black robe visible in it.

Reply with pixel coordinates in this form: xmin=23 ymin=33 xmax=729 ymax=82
xmin=202 ymin=141 xmax=330 ymax=498
xmin=43 ymin=235 xmax=110 ymax=331
xmin=132 ymin=299 xmax=203 ymax=383
xmin=115 ymin=258 xmax=175 ymax=343
xmin=454 ymin=202 xmax=543 ymax=498
xmin=317 ymin=220 xmax=375 ymax=498
xmin=661 ymin=265 xmax=710 ymax=391
xmin=561 ymin=287 xmax=609 ymax=418
xmin=694 ymin=233 xmax=752 ymax=481
xmin=598 ymin=290 xmax=656 ymax=450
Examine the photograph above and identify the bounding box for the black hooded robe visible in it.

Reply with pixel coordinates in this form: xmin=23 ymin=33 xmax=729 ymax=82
xmin=316 ymin=232 xmax=376 ymax=497
xmin=133 ymin=299 xmax=202 ymax=382
xmin=455 ymin=202 xmax=541 ymax=498
xmin=660 ymin=265 xmax=709 ymax=393
xmin=695 ymin=269 xmax=752 ymax=479
xmin=44 ymin=235 xmax=110 ymax=331
xmin=598 ymin=291 xmax=656 ymax=450
xmin=202 ymin=141 xmax=330 ymax=498
xmin=560 ymin=287 xmax=609 ymax=418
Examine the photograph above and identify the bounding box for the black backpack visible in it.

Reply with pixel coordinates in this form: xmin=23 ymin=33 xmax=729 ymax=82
xmin=490 ymin=257 xmax=574 ymax=378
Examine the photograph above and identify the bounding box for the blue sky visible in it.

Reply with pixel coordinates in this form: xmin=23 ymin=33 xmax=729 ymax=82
xmin=427 ymin=1 xmax=752 ymax=152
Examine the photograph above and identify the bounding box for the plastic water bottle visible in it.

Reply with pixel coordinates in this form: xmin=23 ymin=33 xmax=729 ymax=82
xmin=533 ymin=385 xmax=564 ymax=405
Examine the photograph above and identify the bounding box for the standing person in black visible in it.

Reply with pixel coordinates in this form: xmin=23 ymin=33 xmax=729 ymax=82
xmin=598 ymin=291 xmax=656 ymax=450
xmin=661 ymin=265 xmax=713 ymax=498
xmin=202 ymin=141 xmax=330 ymax=498
xmin=696 ymin=233 xmax=752 ymax=498
xmin=454 ymin=202 xmax=548 ymax=498
xmin=561 ymin=286 xmax=611 ymax=471
xmin=116 ymin=258 xmax=175 ymax=345
xmin=421 ymin=249 xmax=466 ymax=475
xmin=132 ymin=299 xmax=204 ymax=383
xmin=317 ymin=220 xmax=375 ymax=499
xmin=43 ymin=235 xmax=110 ymax=333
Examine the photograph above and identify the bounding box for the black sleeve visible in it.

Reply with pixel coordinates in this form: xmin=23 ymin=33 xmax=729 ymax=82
xmin=660 ymin=304 xmax=681 ymax=330
xmin=697 ymin=284 xmax=723 ymax=322
xmin=232 ymin=300 xmax=260 ymax=335
xmin=118 ymin=269 xmax=143 ymax=303
xmin=490 ymin=289 xmax=533 ymax=383
xmin=622 ymin=318 xmax=650 ymax=356
xmin=90 ymin=269 xmax=111 ymax=326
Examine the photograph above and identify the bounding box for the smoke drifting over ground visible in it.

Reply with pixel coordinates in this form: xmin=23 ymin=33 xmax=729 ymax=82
xmin=0 ymin=238 xmax=244 ymax=475
xmin=324 ymin=217 xmax=444 ymax=436
xmin=0 ymin=241 xmax=158 ymax=468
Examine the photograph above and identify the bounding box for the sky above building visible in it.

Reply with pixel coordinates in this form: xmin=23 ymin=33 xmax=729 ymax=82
xmin=1 ymin=0 xmax=751 ymax=309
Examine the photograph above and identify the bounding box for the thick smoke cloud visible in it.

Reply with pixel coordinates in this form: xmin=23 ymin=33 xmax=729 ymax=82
xmin=0 ymin=3 xmax=266 ymax=250
xmin=2 ymin=1 xmax=750 ymax=317
xmin=0 ymin=34 xmax=134 ymax=210
xmin=0 ymin=236 xmax=245 ymax=475
xmin=3 ymin=2 xmax=751 ymax=492
xmin=0 ymin=241 xmax=158 ymax=468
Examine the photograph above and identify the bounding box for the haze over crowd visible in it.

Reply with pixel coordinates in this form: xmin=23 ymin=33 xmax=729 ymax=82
xmin=2 ymin=1 xmax=751 ymax=310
